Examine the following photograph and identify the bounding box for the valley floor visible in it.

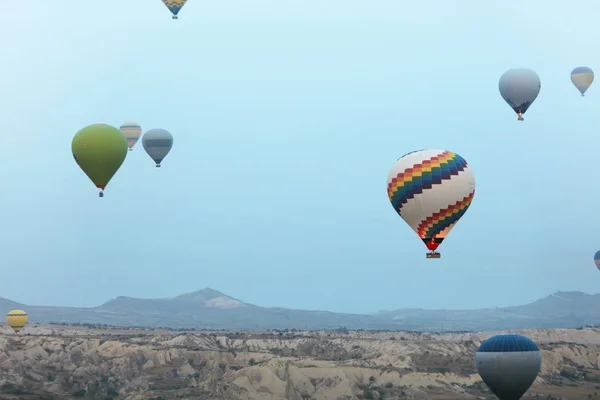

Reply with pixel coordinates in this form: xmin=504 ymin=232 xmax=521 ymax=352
xmin=0 ymin=325 xmax=599 ymax=399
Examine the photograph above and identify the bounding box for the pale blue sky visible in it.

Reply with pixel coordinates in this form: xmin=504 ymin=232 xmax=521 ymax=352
xmin=0 ymin=0 xmax=599 ymax=314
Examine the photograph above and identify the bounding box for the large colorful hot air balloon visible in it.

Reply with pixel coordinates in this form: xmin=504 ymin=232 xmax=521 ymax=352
xmin=498 ymin=68 xmax=541 ymax=121
xmin=162 ymin=0 xmax=188 ymax=19
xmin=594 ymin=251 xmax=600 ymax=270
xmin=476 ymin=334 xmax=541 ymax=400
xmin=120 ymin=122 xmax=142 ymax=151
xmin=6 ymin=310 xmax=28 ymax=333
xmin=142 ymin=129 xmax=173 ymax=168
xmin=72 ymin=124 xmax=129 ymax=197
xmin=387 ymin=149 xmax=475 ymax=258
xmin=571 ymin=67 xmax=594 ymax=96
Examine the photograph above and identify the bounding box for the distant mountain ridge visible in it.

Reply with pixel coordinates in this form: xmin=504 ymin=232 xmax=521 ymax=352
xmin=1 ymin=289 xmax=599 ymax=332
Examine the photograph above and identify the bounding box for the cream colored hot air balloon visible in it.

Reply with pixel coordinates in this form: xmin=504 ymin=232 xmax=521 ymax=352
xmin=119 ymin=122 xmax=142 ymax=151
xmin=6 ymin=309 xmax=28 ymax=333
xmin=571 ymin=67 xmax=594 ymax=96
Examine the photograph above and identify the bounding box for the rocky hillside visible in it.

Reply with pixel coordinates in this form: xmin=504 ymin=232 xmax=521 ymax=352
xmin=1 ymin=325 xmax=600 ymax=399
xmin=3 ymin=289 xmax=600 ymax=331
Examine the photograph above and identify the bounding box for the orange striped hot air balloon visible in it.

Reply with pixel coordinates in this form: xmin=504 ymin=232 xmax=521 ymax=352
xmin=119 ymin=122 xmax=142 ymax=151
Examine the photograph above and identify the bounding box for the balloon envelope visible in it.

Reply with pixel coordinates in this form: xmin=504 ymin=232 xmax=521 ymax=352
xmin=498 ymin=68 xmax=541 ymax=120
xmin=594 ymin=251 xmax=600 ymax=270
xmin=476 ymin=334 xmax=541 ymax=400
xmin=6 ymin=310 xmax=28 ymax=333
xmin=72 ymin=124 xmax=129 ymax=191
xmin=571 ymin=67 xmax=594 ymax=96
xmin=162 ymin=0 xmax=188 ymax=17
xmin=142 ymin=129 xmax=173 ymax=167
xmin=120 ymin=122 xmax=142 ymax=151
xmin=387 ymin=149 xmax=475 ymax=252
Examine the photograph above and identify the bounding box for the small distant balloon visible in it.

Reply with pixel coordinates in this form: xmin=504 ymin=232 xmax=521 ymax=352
xmin=142 ymin=129 xmax=173 ymax=168
xmin=571 ymin=67 xmax=594 ymax=96
xmin=120 ymin=122 xmax=142 ymax=151
xmin=594 ymin=251 xmax=600 ymax=270
xmin=72 ymin=124 xmax=129 ymax=197
xmin=498 ymin=68 xmax=541 ymax=121
xmin=387 ymin=149 xmax=475 ymax=259
xmin=476 ymin=334 xmax=541 ymax=400
xmin=162 ymin=0 xmax=188 ymax=19
xmin=6 ymin=310 xmax=28 ymax=333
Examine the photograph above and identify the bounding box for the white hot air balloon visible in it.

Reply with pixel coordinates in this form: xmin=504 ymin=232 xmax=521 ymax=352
xmin=387 ymin=149 xmax=475 ymax=258
xmin=498 ymin=68 xmax=541 ymax=121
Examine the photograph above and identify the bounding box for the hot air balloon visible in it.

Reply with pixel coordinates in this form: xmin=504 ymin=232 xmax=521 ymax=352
xmin=6 ymin=310 xmax=28 ymax=333
xmin=476 ymin=334 xmax=541 ymax=400
xmin=120 ymin=122 xmax=142 ymax=151
xmin=594 ymin=251 xmax=600 ymax=270
xmin=142 ymin=129 xmax=173 ymax=168
xmin=72 ymin=124 xmax=129 ymax=197
xmin=498 ymin=68 xmax=541 ymax=121
xmin=571 ymin=67 xmax=594 ymax=96
xmin=162 ymin=0 xmax=188 ymax=19
xmin=387 ymin=149 xmax=475 ymax=258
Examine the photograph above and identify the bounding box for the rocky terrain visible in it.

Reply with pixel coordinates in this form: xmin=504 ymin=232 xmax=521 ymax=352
xmin=3 ymin=289 xmax=600 ymax=331
xmin=1 ymin=325 xmax=600 ymax=400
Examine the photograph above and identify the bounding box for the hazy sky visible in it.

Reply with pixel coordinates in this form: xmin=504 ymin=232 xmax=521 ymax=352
xmin=1 ymin=0 xmax=599 ymax=314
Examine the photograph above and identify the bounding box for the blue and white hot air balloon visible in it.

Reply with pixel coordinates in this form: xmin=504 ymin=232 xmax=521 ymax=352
xmin=142 ymin=128 xmax=173 ymax=168
xmin=476 ymin=334 xmax=541 ymax=400
xmin=571 ymin=67 xmax=594 ymax=96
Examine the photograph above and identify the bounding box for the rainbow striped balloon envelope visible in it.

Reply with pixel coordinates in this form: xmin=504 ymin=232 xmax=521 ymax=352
xmin=387 ymin=149 xmax=475 ymax=258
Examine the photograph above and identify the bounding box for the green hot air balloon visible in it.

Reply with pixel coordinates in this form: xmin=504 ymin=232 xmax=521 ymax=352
xmin=72 ymin=124 xmax=128 ymax=197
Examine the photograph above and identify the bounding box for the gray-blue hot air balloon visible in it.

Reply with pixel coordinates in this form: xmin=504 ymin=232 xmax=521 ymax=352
xmin=571 ymin=67 xmax=594 ymax=96
xmin=594 ymin=250 xmax=600 ymax=270
xmin=476 ymin=334 xmax=541 ymax=400
xmin=498 ymin=68 xmax=541 ymax=121
xmin=142 ymin=129 xmax=173 ymax=168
